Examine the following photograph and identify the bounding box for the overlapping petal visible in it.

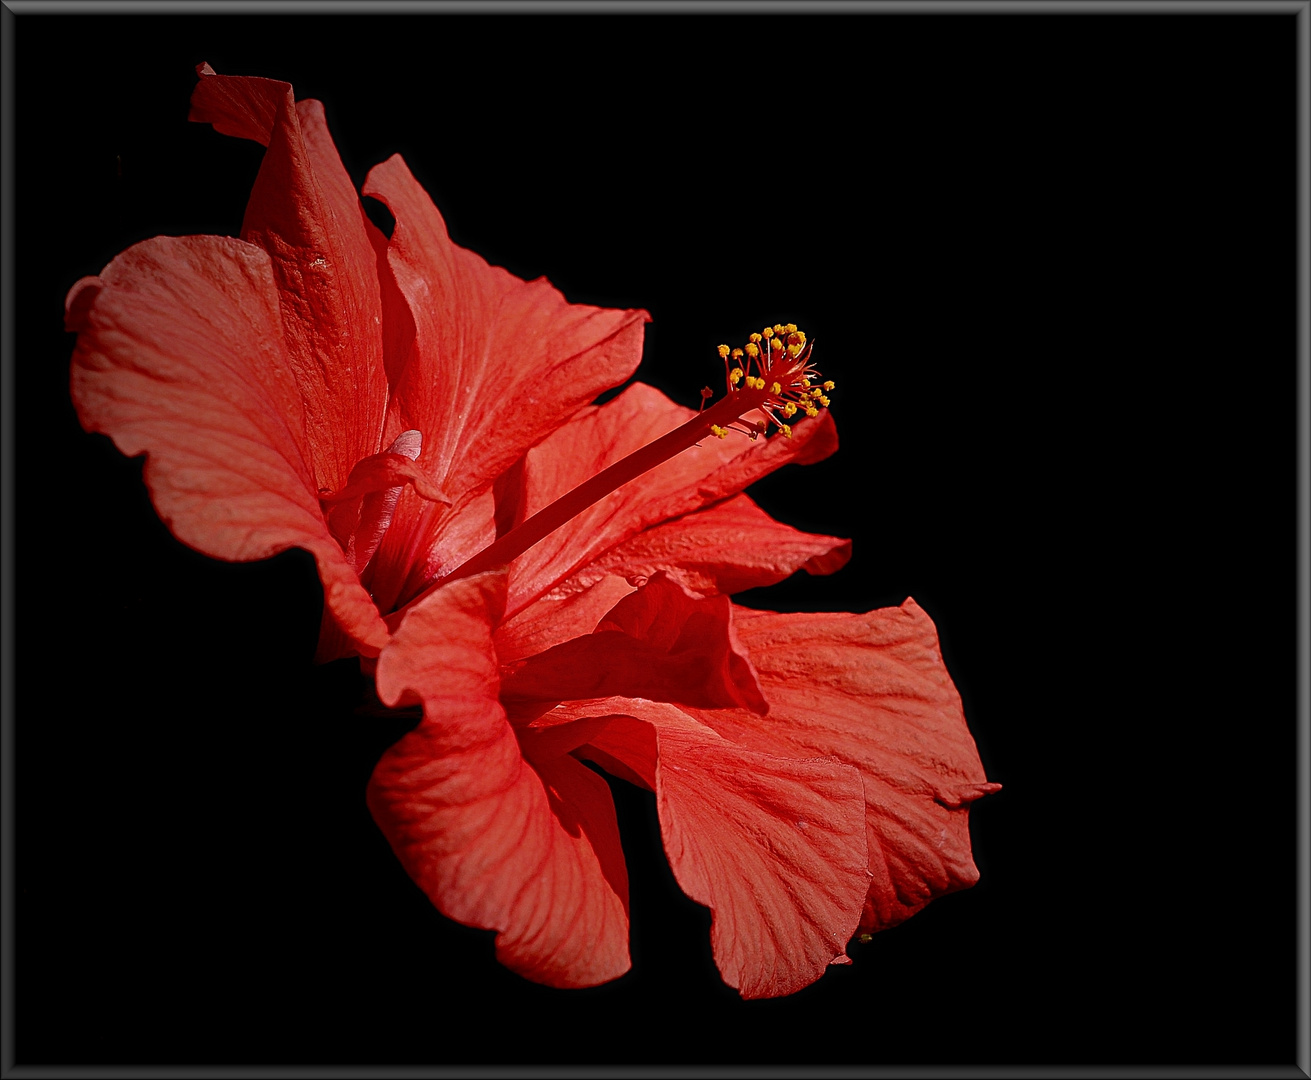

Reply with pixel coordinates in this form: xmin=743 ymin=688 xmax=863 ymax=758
xmin=190 ymin=64 xmax=390 ymax=494
xmin=686 ymin=599 xmax=1000 ymax=933
xmin=500 ymin=572 xmax=767 ymax=715
xmin=494 ymin=495 xmax=849 ymax=662
xmin=67 ymin=235 xmax=391 ymax=655
xmin=76 ymin=64 xmax=658 ymax=664
xmin=369 ymin=572 xmax=630 ymax=988
xmin=578 ymin=492 xmax=850 ymax=597
xmin=493 ymin=575 xmax=638 ymax=665
xmin=539 ymin=698 xmax=868 ymax=999
xmin=361 ymin=155 xmax=649 ymax=503
xmin=492 ymin=380 xmax=839 ymax=636
xmin=357 ymin=155 xmax=650 ymax=612
xmin=492 ymin=501 xmax=848 ymax=663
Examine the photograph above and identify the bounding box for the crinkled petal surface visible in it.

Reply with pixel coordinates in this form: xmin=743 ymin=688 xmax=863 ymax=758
xmin=500 ymin=572 xmax=767 ymax=715
xmin=502 ymin=382 xmax=841 ymax=622
xmin=358 ymin=155 xmax=650 ymax=611
xmin=67 ymin=235 xmax=389 ymax=655
xmin=190 ymin=64 xmax=390 ymax=493
xmin=547 ymin=699 xmax=868 ymax=999
xmin=580 ymin=491 xmax=850 ymax=596
xmin=494 ymin=574 xmax=638 ymax=665
xmin=492 ymin=493 xmax=850 ymax=662
xmin=689 ymin=600 xmax=1000 ymax=933
xmin=369 ymin=573 xmax=630 ymax=988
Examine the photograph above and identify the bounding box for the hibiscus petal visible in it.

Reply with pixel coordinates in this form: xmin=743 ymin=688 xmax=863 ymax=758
xmin=315 ymin=220 xmax=420 ymax=663
xmin=361 ymin=155 xmax=648 ymax=500
xmin=357 ymin=155 xmax=649 ymax=610
xmin=500 ymin=572 xmax=767 ymax=715
xmin=190 ymin=64 xmax=389 ymax=493
xmin=493 ymin=493 xmax=849 ymax=660
xmin=505 ymin=383 xmax=839 ymax=619
xmin=688 ymin=599 xmax=1000 ymax=934
xmin=68 ymin=234 xmax=389 ymax=655
xmin=494 ymin=574 xmax=637 ymax=664
xmin=559 ymin=699 xmax=868 ymax=999
xmin=564 ymin=491 xmax=849 ymax=598
xmin=369 ymin=573 xmax=630 ymax=988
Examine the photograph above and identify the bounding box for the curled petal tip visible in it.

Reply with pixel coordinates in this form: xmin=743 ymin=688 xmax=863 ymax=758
xmin=932 ymin=780 xmax=1003 ymax=809
xmin=64 ymin=276 xmax=102 ymax=332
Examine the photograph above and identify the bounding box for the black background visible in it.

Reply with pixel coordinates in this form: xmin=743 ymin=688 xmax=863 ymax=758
xmin=11 ymin=9 xmax=1298 ymax=1068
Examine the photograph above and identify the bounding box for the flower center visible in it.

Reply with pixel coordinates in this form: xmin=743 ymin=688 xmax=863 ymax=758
xmin=714 ymin=322 xmax=834 ymax=441
xmin=407 ymin=323 xmax=832 ymax=605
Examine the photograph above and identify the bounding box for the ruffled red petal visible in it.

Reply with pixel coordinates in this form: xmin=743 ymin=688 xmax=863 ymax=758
xmin=190 ymin=64 xmax=389 ymax=494
xmin=504 ymin=383 xmax=839 ymax=620
xmin=566 ymin=491 xmax=848 ymax=598
xmin=548 ymin=699 xmax=868 ymax=999
xmin=499 ymin=572 xmax=767 ymax=716
xmin=357 ymin=155 xmax=649 ymax=612
xmin=68 ymin=235 xmax=389 ymax=655
xmin=369 ymin=574 xmax=630 ymax=988
xmin=495 ymin=495 xmax=849 ymax=661
xmin=690 ymin=599 xmax=1000 ymax=933
xmin=494 ymin=575 xmax=637 ymax=664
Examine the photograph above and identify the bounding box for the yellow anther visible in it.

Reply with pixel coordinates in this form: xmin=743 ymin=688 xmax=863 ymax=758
xmin=811 ymin=388 xmax=823 ymax=398
xmin=779 ymin=423 xmax=792 ymax=438
xmin=772 ymin=324 xmax=785 ymax=335
xmin=770 ymin=337 xmax=784 ymax=351
xmin=731 ymin=348 xmax=744 ymax=360
xmin=744 ymin=342 xmax=760 ymax=358
xmin=718 ymin=344 xmax=731 ymax=358
xmin=710 ymin=424 xmax=728 ymax=439
xmin=782 ymin=402 xmax=798 ymax=418
xmin=805 ymin=405 xmax=819 ymax=418
xmin=749 ymin=333 xmax=763 ymax=344
xmin=787 ymin=332 xmax=804 ymax=346
xmin=770 ymin=381 xmax=782 ymax=395
xmin=822 ymin=380 xmax=835 ymax=391
xmin=762 ymin=327 xmax=774 ymax=339
xmin=787 ymin=343 xmax=803 ymax=358
xmin=785 ymin=323 xmax=797 ymax=334
xmin=801 ymin=378 xmax=812 ymax=388
xmin=729 ymin=367 xmax=743 ymax=385
xmin=818 ymin=395 xmax=830 ymax=407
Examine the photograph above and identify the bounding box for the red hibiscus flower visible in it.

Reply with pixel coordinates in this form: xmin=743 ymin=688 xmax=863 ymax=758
xmin=65 ymin=65 xmax=998 ymax=1000
xmin=67 ymin=63 xmax=648 ymax=665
